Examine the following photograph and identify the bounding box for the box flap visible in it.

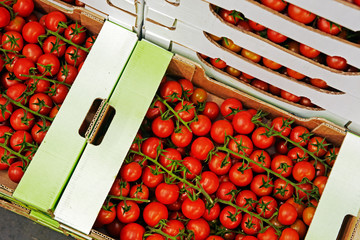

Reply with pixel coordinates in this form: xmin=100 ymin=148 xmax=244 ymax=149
xmin=54 ymin=40 xmax=173 ymax=234
xmin=13 ymin=21 xmax=138 ymax=213
xmin=306 ymin=132 xmax=360 ymax=239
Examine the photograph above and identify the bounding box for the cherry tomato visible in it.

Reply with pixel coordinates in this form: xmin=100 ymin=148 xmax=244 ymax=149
xmin=43 ymin=36 xmax=67 ymax=58
xmin=29 ymin=93 xmax=53 ymax=115
xmin=248 ymin=20 xmax=266 ymax=31
xmin=267 ymin=29 xmax=287 ymax=43
xmin=228 ymin=135 xmax=254 ymax=159
xmin=211 ymin=119 xmax=234 ymax=144
xmin=186 ymin=218 xmax=210 ymax=240
xmin=262 ymin=57 xmax=282 ymax=70
xmin=22 ymin=43 xmax=43 ymax=63
xmin=292 ymin=161 xmax=315 ymax=182
xmin=152 ymin=116 xmax=174 ymax=138
xmin=8 ymin=161 xmax=26 ymax=183
xmin=310 ymin=78 xmax=328 ymax=89
xmin=249 ymin=150 xmax=271 ymax=173
xmin=326 ymin=56 xmax=347 ymax=71
xmin=48 ymin=83 xmax=69 ymax=104
xmin=13 ymin=58 xmax=34 ymax=80
xmin=120 ymin=162 xmax=142 ymax=182
xmin=222 ymin=37 xmax=241 ymax=53
xmin=299 ymin=43 xmax=320 ymax=58
xmin=182 ymin=156 xmax=202 ymax=179
xmin=271 ymin=155 xmax=293 ymax=177
xmin=256 ymin=196 xmax=278 ymax=218
xmin=160 ymin=80 xmax=182 ymax=102
xmin=278 ymin=203 xmax=298 ymax=225
xmin=6 ymin=83 xmax=28 ymax=105
xmin=271 ymin=117 xmax=292 ymax=137
xmin=0 ymin=7 xmax=10 ymax=28
xmin=65 ymin=46 xmax=87 ymax=67
xmin=203 ymin=202 xmax=221 ymax=221
xmin=106 ymin=219 xmax=124 ymax=238
xmin=216 ymin=181 xmax=237 ymax=201
xmin=229 ymin=162 xmax=253 ymax=187
xmin=37 ymin=53 xmax=61 ymax=76
xmin=241 ymin=213 xmax=261 ymax=235
xmin=313 ymin=176 xmax=327 ymax=195
xmin=22 ymin=22 xmax=45 ymax=44
xmin=10 ymin=130 xmax=33 ymax=152
xmin=64 ymin=23 xmax=87 ymax=45
xmin=0 ymin=97 xmax=13 ymax=122
xmin=220 ymin=206 xmax=242 ymax=229
xmin=191 ymin=137 xmax=214 ymax=160
xmin=143 ymin=202 xmax=168 ymax=227
xmin=219 ymin=9 xmax=241 ymax=25
xmin=273 ymin=178 xmax=294 ymax=201
xmin=250 ymin=174 xmax=273 ymax=197
xmin=190 ymin=115 xmax=211 ymax=136
xmin=57 ymin=64 xmax=78 ymax=85
xmin=199 ymin=171 xmax=219 ymax=194
xmin=142 ymin=137 xmax=163 ymax=159
xmin=317 ymin=18 xmax=341 ymax=35
xmin=85 ymin=35 xmax=97 ymax=49
xmin=2 ymin=31 xmax=24 ymax=51
xmin=146 ymin=100 xmax=166 ymax=120
xmin=109 ymin=178 xmax=129 ymax=197
xmin=302 ymin=207 xmax=315 ymax=226
xmin=45 ymin=11 xmax=67 ymax=33
xmin=182 ymin=198 xmax=205 ymax=220
xmin=5 ymin=15 xmax=26 ymax=32
xmin=241 ymin=49 xmax=261 ymax=63
xmin=252 ymin=126 xmax=275 ymax=149
xmin=94 ymin=202 xmax=116 ymax=227
xmin=287 ymin=4 xmax=316 ymax=24
xmin=162 ymin=220 xmax=185 ymax=238
xmin=13 ymin=0 xmax=34 ymax=17
xmin=116 ymin=200 xmax=140 ymax=223
xmin=209 ymin=151 xmax=231 ymax=175
xmin=10 ymin=108 xmax=34 ymax=131
xmin=261 ymin=0 xmax=287 ymax=11
xmin=221 ymin=98 xmax=243 ymax=121
xmin=120 ymin=223 xmax=145 ymax=240
xmin=210 ymin=58 xmax=227 ymax=69
xmin=155 ymin=183 xmax=179 ymax=205
xmin=190 ymin=88 xmax=207 ymax=104
xmin=174 ymin=101 xmax=195 ymax=122
xmin=286 ymin=68 xmax=305 ymax=80
xmin=279 ymin=228 xmax=299 ymax=240
xmin=257 ymin=227 xmax=278 ymax=240
xmin=290 ymin=219 xmax=307 ymax=239
xmin=0 ymin=147 xmax=15 ymax=170
xmin=232 ymin=111 xmax=255 ymax=135
xmin=235 ymin=190 xmax=257 ymax=211
xmin=289 ymin=126 xmax=310 ymax=146
xmin=201 ymin=101 xmax=219 ymax=121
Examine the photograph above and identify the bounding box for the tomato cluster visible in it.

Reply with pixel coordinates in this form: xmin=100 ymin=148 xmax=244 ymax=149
xmin=0 ymin=0 xmax=95 ymax=183
xmin=95 ymin=76 xmax=339 ymax=240
xmin=202 ymin=3 xmax=359 ymax=106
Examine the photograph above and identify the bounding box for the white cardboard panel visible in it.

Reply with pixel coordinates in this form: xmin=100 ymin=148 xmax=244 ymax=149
xmin=284 ymin=0 xmax=360 ymax=31
xmin=306 ymin=132 xmax=360 ymax=239
xmin=143 ymin=18 xmax=360 ymax=133
xmin=144 ymin=0 xmax=360 ymax=87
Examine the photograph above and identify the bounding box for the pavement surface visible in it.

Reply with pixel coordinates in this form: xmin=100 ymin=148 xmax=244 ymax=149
xmin=0 ymin=206 xmax=74 ymax=240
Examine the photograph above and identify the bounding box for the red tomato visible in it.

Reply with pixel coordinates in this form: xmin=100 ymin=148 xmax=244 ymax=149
xmin=160 ymin=80 xmax=183 ymax=102
xmin=190 ymin=115 xmax=211 ymax=136
xmin=1 ymin=72 xmax=19 ymax=89
xmin=251 ymin=79 xmax=269 ymax=92
xmin=29 ymin=93 xmax=53 ymax=115
xmin=152 ymin=116 xmax=174 ymax=138
xmin=260 ymin=0 xmax=287 ymax=11
xmin=43 ymin=36 xmax=67 ymax=58
xmin=209 ymin=151 xmax=231 ymax=175
xmin=221 ymin=98 xmax=243 ymax=121
xmin=220 ymin=206 xmax=242 ymax=229
xmin=141 ymin=137 xmax=163 ymax=159
xmin=278 ymin=203 xmax=298 ymax=225
xmin=141 ymin=165 xmax=163 ymax=188
xmin=22 ymin=22 xmax=45 ymax=44
xmin=310 ymin=78 xmax=328 ymax=89
xmin=302 ymin=206 xmax=315 ymax=226
xmin=271 ymin=117 xmax=292 ymax=137
xmin=256 ymin=196 xmax=278 ymax=218
xmin=211 ymin=119 xmax=234 ymax=144
xmin=190 ymin=88 xmax=207 ymax=104
xmin=279 ymin=228 xmax=299 ymax=240
xmin=162 ymin=220 xmax=185 ymax=238
xmin=249 ymin=150 xmax=271 ymax=173
xmin=248 ymin=20 xmax=266 ymax=31
xmin=250 ymin=174 xmax=273 ymax=197
xmin=292 ymin=161 xmax=315 ymax=182
xmin=219 ymin=9 xmax=241 ymax=25
xmin=85 ymin=35 xmax=96 ymax=49
xmin=143 ymin=202 xmax=168 ymax=227
xmin=232 ymin=111 xmax=255 ymax=134
xmin=216 ymin=181 xmax=237 ymax=201
xmin=287 ymin=4 xmax=316 ymax=24
xmin=116 ymin=200 xmax=140 ymax=223
xmin=0 ymin=125 xmax=14 ymax=144
xmin=326 ymin=55 xmax=347 ymax=71
xmin=286 ymin=68 xmax=305 ymax=80
xmin=203 ymin=202 xmax=221 ymax=221
xmin=199 ymin=171 xmax=219 ymax=194
xmin=6 ymin=83 xmax=28 ymax=105
xmin=308 ymin=136 xmax=328 ymax=157
xmin=57 ymin=64 xmax=78 ymax=85
xmin=235 ymin=190 xmax=258 ymax=211
xmin=0 ymin=97 xmax=13 ymax=122
xmin=267 ymin=29 xmax=287 ymax=43
xmin=258 ymin=227 xmax=278 ymax=240
xmin=120 ymin=223 xmax=145 ymax=240
xmin=252 ymin=127 xmax=275 ymax=149
xmin=129 ymin=184 xmax=149 ymax=203
xmin=174 ymin=101 xmax=195 ymax=122
xmin=182 ymin=198 xmax=206 ymax=220
xmin=5 ymin=15 xmax=26 ymax=32
xmin=45 ymin=11 xmax=67 ymax=33
xmin=120 ymin=162 xmax=142 ymax=182
xmin=94 ymin=202 xmax=116 ymax=227
xmin=182 ymin=156 xmax=202 ymax=180
xmin=191 ymin=137 xmax=214 ymax=160
xmin=263 ymin=57 xmax=282 ymax=70
xmin=287 ymin=147 xmax=308 ymax=162
xmin=8 ymin=161 xmax=26 ymax=183
xmin=2 ymin=31 xmax=24 ymax=51
xmin=229 ymin=162 xmax=253 ymax=187
xmin=37 ymin=53 xmax=61 ymax=76
xmin=146 ymin=100 xmax=166 ymax=120
xmin=5 ymin=53 xmax=19 ymax=72
xmin=64 ymin=23 xmax=87 ymax=45
xmin=228 ymin=135 xmax=254 ymax=159
xmin=186 ymin=218 xmax=210 ymax=240
xmin=22 ymin=43 xmax=43 ymax=63
xmin=159 ymin=148 xmax=182 ymax=171
xmin=0 ymin=147 xmax=15 ymax=170
xmin=155 ymin=183 xmax=179 ymax=205
xmin=49 ymin=104 xmax=60 ymax=118
xmin=48 ymin=84 xmax=69 ymax=104
xmin=290 ymin=219 xmax=307 ymax=239
xmin=65 ymin=46 xmax=87 ymax=67
xmin=109 ymin=178 xmax=129 ymax=197
xmin=317 ymin=18 xmax=341 ymax=35
xmin=0 ymin=7 xmax=10 ymax=28
xmin=206 ymin=236 xmax=224 ymax=240
xmin=313 ymin=176 xmax=327 ymax=195
xmin=273 ymin=178 xmax=294 ymax=201
xmin=241 ymin=213 xmax=261 ymax=235
xmin=13 ymin=0 xmax=34 ymax=17
xmin=13 ymin=58 xmax=34 ymax=80
xmin=146 ymin=234 xmax=165 ymax=240
xmin=171 ymin=125 xmax=193 ymax=148
xmin=299 ymin=43 xmax=320 ymax=58
xmin=210 ymin=58 xmax=227 ymax=69
xmin=10 ymin=109 xmax=34 ymax=131
xmin=289 ymin=126 xmax=310 ymax=146
xmin=201 ymin=101 xmax=220 ymax=120
xmin=271 ymin=155 xmax=293 ymax=177
xmin=178 ymin=78 xmax=194 ymax=97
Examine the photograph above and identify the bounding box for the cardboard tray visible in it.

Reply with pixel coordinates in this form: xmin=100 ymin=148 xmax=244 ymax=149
xmin=142 ymin=16 xmax=360 ymax=134
xmin=144 ymin=0 xmax=360 ymax=95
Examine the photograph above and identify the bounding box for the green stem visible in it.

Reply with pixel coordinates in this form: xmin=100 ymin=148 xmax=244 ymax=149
xmin=20 ymin=74 xmax=72 ymax=88
xmin=47 ymin=30 xmax=90 ymax=53
xmin=148 ymin=227 xmax=178 ymax=240
xmin=107 ymin=195 xmax=150 ymax=203
xmin=254 ymin=119 xmax=331 ymax=171
xmin=0 ymin=142 xmax=31 ymax=164
xmin=218 ymin=146 xmax=320 ymax=201
xmin=2 ymin=94 xmax=54 ymax=122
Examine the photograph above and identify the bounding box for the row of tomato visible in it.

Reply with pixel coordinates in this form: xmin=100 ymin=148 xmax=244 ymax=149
xmin=92 ymin=76 xmax=338 ymax=240
xmin=0 ymin=0 xmax=95 ymax=183
xmin=216 ymin=4 xmax=358 ymax=74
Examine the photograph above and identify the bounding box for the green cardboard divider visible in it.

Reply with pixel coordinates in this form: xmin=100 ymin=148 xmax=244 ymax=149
xmin=30 ymin=210 xmax=60 ymax=229
xmin=13 ymin=21 xmax=138 ymax=214
xmin=54 ymin=40 xmax=173 ymax=234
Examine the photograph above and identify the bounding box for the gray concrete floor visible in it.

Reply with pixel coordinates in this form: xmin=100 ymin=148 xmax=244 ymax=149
xmin=0 ymin=207 xmax=74 ymax=240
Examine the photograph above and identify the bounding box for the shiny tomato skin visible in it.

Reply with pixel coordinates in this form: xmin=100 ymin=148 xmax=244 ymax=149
xmin=186 ymin=218 xmax=210 ymax=240
xmin=210 ymin=119 xmax=234 ymax=144
xmin=159 ymin=147 xmax=182 ymax=171
xmin=120 ymin=162 xmax=142 ymax=182
xmin=307 ymin=136 xmax=328 ymax=157
xmin=120 ymin=223 xmax=145 ymax=240
xmin=250 ymin=174 xmax=273 ymax=197
xmin=22 ymin=43 xmax=43 ymax=63
xmin=216 ymin=181 xmax=237 ymax=201
xmin=10 ymin=130 xmax=33 ymax=152
xmin=160 ymin=81 xmax=182 ymax=103
xmin=182 ymin=198 xmax=206 ymax=220
xmin=29 ymin=93 xmax=53 ymax=115
xmin=190 ymin=115 xmax=211 ymax=136
xmin=22 ymin=21 xmax=45 ymax=44
xmin=94 ymin=202 xmax=116 ymax=227
xmin=65 ymin=45 xmax=87 ymax=67
xmin=182 ymin=156 xmax=202 ymax=180
xmin=152 ymin=116 xmax=174 ymax=138
xmin=8 ymin=161 xmax=25 ymax=183
xmin=209 ymin=151 xmax=231 ymax=176
xmin=141 ymin=137 xmax=163 ymax=159
xmin=6 ymin=83 xmax=28 ymax=105
xmin=0 ymin=7 xmax=11 ymax=28
xmin=43 ymin=36 xmax=67 ymax=58
xmin=171 ymin=125 xmax=193 ymax=148
xmin=256 ymin=196 xmax=278 ymax=218
xmin=64 ymin=23 xmax=87 ymax=45
xmin=260 ymin=0 xmax=287 ymax=11
xmin=174 ymin=101 xmax=195 ymax=122
xmin=292 ymin=161 xmax=316 ymax=182
xmin=146 ymin=100 xmax=166 ymax=120
xmin=10 ymin=108 xmax=34 ymax=131
xmin=229 ymin=162 xmax=253 ymax=187
xmin=228 ymin=135 xmax=253 ymax=159
xmin=248 ymin=20 xmax=266 ymax=31
xmin=0 ymin=147 xmax=15 ymax=170
xmin=13 ymin=0 xmax=34 ymax=17
xmin=142 ymin=165 xmax=163 ymax=188
xmin=317 ymin=18 xmax=341 ymax=35
xmin=219 ymin=9 xmax=241 ymax=25
xmin=116 ymin=200 xmax=140 ymax=223
xmin=232 ymin=111 xmax=255 ymax=135
xmin=271 ymin=117 xmax=292 ymax=137
xmin=199 ymin=171 xmax=219 ymax=194
xmin=302 ymin=206 xmax=315 ymax=226
xmin=326 ymin=55 xmax=347 ymax=71
xmin=252 ymin=126 xmax=275 ymax=149
xmin=13 ymin=58 xmax=34 ymax=81
xmin=143 ymin=202 xmax=168 ymax=227
xmin=109 ymin=178 xmax=129 ymax=197
xmin=48 ymin=84 xmax=69 ymax=104
xmin=289 ymin=126 xmax=310 ymax=146
xmin=201 ymin=101 xmax=220 ymax=121
xmin=210 ymin=58 xmax=227 ymax=69
xmin=273 ymin=178 xmax=294 ymax=201
xmin=257 ymin=226 xmax=278 ymax=240
xmin=45 ymin=11 xmax=67 ymax=33
xmin=271 ymin=155 xmax=293 ymax=177
xmin=190 ymin=88 xmax=207 ymax=104
xmin=2 ymin=31 xmax=24 ymax=51
xmin=5 ymin=15 xmax=25 ymax=32
xmin=162 ymin=219 xmax=185 ymax=237
xmin=57 ymin=64 xmax=78 ymax=85
xmin=249 ymin=150 xmax=271 ymax=173
xmin=241 ymin=213 xmax=261 ymax=235
xmin=220 ymin=98 xmax=243 ymax=120
xmin=287 ymin=4 xmax=316 ymax=24
xmin=191 ymin=137 xmax=214 ymax=160
xmin=37 ymin=53 xmax=61 ymax=76
xmin=267 ymin=29 xmax=287 ymax=43
xmin=278 ymin=203 xmax=298 ymax=225
xmin=202 ymin=202 xmax=221 ymax=221
xmin=155 ymin=183 xmax=179 ymax=205
xmin=220 ymin=206 xmax=242 ymax=229
xmin=299 ymin=43 xmax=320 ymax=58
xmin=0 ymin=97 xmax=13 ymax=122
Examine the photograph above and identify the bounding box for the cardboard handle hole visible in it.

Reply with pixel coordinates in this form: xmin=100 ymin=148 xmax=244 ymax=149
xmin=337 ymin=214 xmax=359 ymax=240
xmin=78 ymin=98 xmax=116 ymax=145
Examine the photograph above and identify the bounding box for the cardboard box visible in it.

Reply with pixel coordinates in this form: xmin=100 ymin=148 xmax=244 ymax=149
xmin=80 ymin=0 xmax=143 ymax=34
xmin=142 ymin=16 xmax=360 ymax=134
xmin=144 ymin=0 xmax=360 ymax=95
